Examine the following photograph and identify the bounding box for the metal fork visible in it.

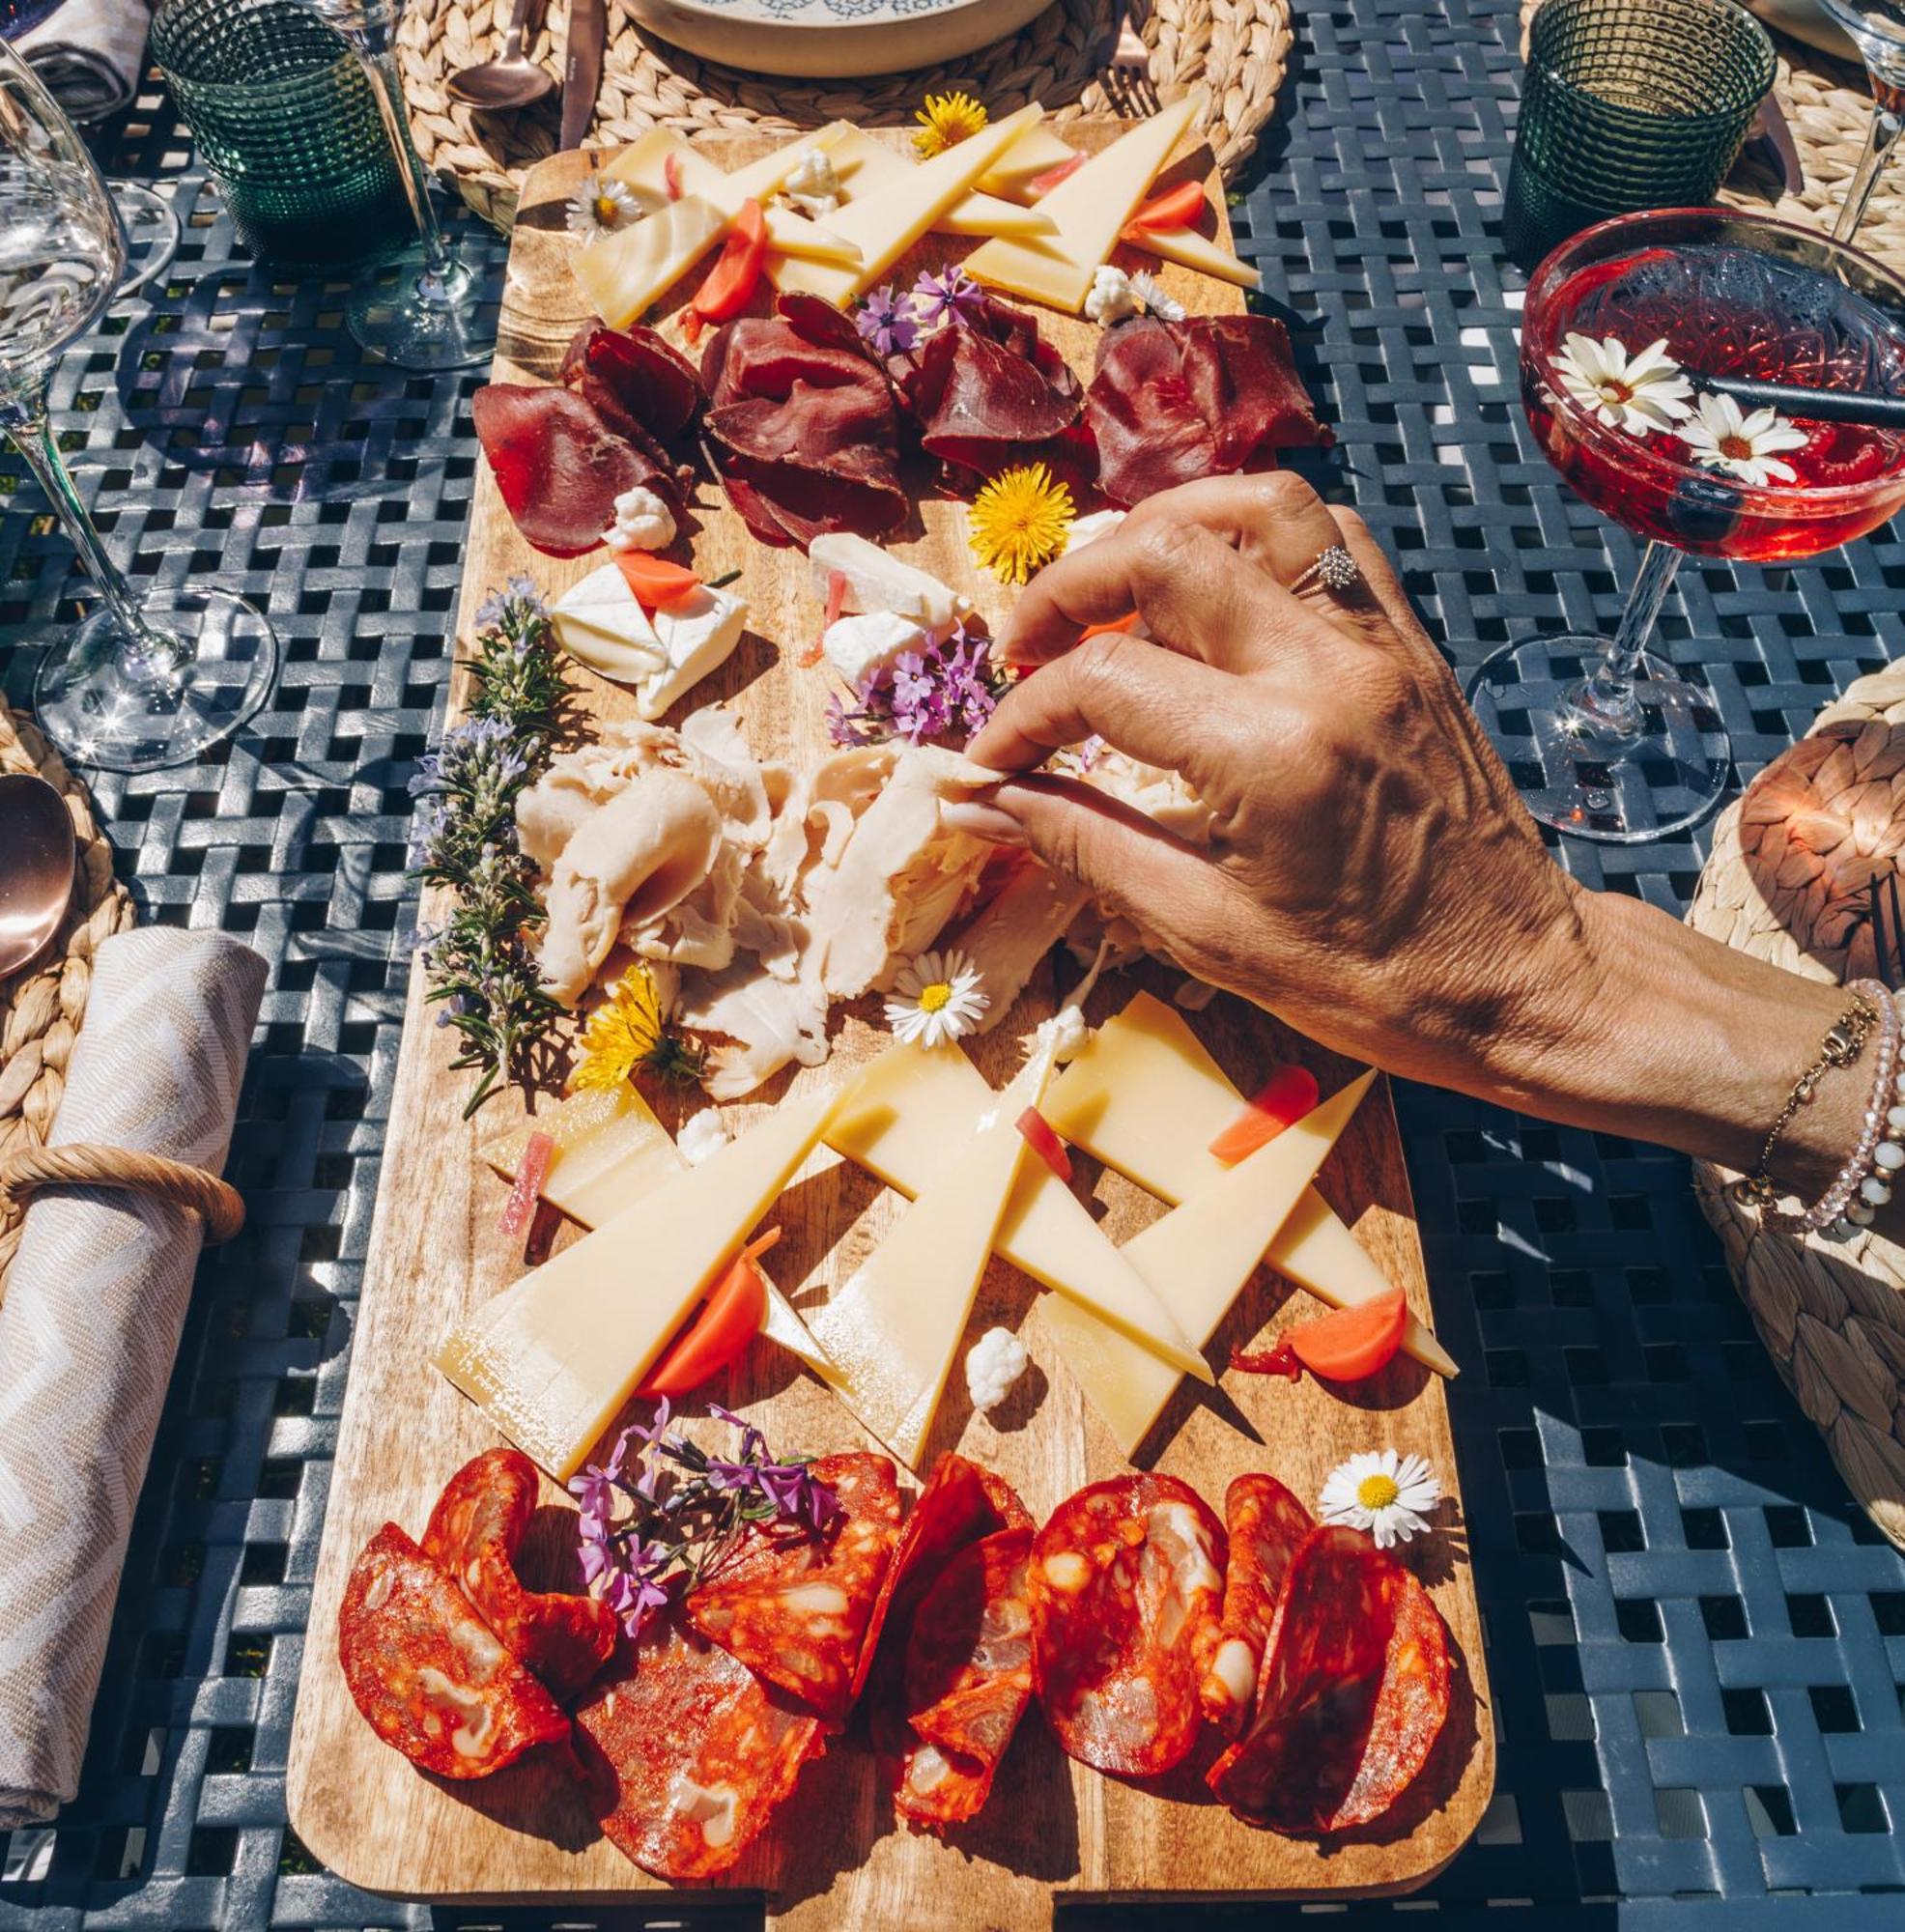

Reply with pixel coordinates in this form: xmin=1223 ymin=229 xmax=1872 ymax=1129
xmin=1866 ymin=869 xmax=1905 ymax=991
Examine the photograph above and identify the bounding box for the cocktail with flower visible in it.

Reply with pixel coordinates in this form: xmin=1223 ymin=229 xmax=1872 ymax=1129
xmin=1467 ymin=208 xmax=1905 ymax=841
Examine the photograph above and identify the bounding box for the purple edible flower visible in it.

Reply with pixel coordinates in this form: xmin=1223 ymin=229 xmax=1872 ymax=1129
xmin=856 ymin=284 xmax=922 ymax=356
xmin=912 ymin=267 xmax=985 ymax=327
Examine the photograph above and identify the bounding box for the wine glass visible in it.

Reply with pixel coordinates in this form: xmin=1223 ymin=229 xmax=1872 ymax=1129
xmin=0 ymin=43 xmax=277 ymax=772
xmin=1818 ymin=1 xmax=1905 ymax=244
xmin=109 ymin=181 xmax=183 ymax=294
xmin=287 ymin=0 xmax=490 ymax=370
xmin=1466 ymin=207 xmax=1905 ymax=841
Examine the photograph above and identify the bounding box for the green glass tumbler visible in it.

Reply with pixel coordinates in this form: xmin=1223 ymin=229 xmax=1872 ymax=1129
xmin=152 ymin=0 xmax=412 ymax=270
xmin=1504 ymin=0 xmax=1777 ymax=266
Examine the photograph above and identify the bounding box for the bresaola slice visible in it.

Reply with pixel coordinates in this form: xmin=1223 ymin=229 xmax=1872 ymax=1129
xmin=1085 ymin=314 xmax=1331 ymax=506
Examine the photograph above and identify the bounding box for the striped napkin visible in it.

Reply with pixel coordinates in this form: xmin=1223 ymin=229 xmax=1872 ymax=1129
xmin=8 ymin=0 xmax=154 ymax=123
xmin=0 ymin=927 xmax=266 ymax=1830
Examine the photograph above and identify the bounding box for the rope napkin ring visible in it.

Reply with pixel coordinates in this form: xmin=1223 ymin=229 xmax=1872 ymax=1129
xmin=0 ymin=1143 xmax=244 ymax=1245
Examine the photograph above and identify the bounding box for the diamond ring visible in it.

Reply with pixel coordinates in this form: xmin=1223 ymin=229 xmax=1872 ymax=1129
xmin=1289 ymin=543 xmax=1362 ymax=595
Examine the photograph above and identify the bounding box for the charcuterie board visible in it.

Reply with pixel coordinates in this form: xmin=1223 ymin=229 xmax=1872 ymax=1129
xmin=286 ymin=123 xmax=1493 ymax=1920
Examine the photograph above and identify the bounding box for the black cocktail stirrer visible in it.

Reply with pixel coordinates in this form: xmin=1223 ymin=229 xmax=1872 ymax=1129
xmin=1690 ymin=371 xmax=1905 ymax=428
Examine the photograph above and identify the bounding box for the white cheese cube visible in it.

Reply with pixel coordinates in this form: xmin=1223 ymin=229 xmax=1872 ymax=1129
xmin=1066 ymin=509 xmax=1127 ymax=551
xmin=808 ymin=532 xmax=968 ymax=638
xmin=823 ymin=611 xmax=929 ymax=692
xmin=552 ymin=564 xmax=749 ymax=721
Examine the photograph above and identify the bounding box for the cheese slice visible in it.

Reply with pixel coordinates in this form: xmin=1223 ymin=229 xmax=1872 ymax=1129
xmin=978 ymin=122 xmax=1080 ymax=200
xmin=437 ymin=1088 xmax=839 ymax=1479
xmin=552 ymin=565 xmax=749 ymax=721
xmin=1045 ymin=992 xmax=1457 ymax=1379
xmin=771 ymin=104 xmax=1045 ymax=304
xmin=571 ymin=194 xmax=731 ymax=330
xmin=481 ymin=1086 xmax=680 ymax=1232
xmin=826 ymin=1040 xmax=1207 ymax=1378
xmin=1042 ymin=1071 xmax=1376 ymax=1458
xmin=964 ymin=92 xmax=1204 ymax=313
xmin=810 ymin=1034 xmax=1059 ymax=1467
xmin=1127 ymin=221 xmax=1260 ymax=290
xmin=807 ymin=532 xmax=967 ymax=636
xmin=816 ymin=125 xmax=1055 ymax=241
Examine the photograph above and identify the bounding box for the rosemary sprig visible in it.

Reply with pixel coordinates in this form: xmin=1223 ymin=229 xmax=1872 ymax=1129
xmin=410 ymin=577 xmax=575 ymax=1117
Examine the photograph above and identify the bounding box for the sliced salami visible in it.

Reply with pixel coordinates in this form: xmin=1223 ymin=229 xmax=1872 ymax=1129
xmin=337 ymin=1522 xmax=569 ymax=1780
xmin=1200 ymin=1473 xmax=1314 ymax=1733
xmin=1207 ymin=1525 xmax=1450 ymax=1832
xmin=684 ymin=1451 xmax=900 ymax=1725
xmin=574 ymin=1617 xmax=824 ymax=1881
xmin=421 ymin=1447 xmax=617 ymax=1702
xmin=1029 ymin=1474 xmax=1227 ymax=1778
xmin=895 ymin=1526 xmax=1036 ymax=1829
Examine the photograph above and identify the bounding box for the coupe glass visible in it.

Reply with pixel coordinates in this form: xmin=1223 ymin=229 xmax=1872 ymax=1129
xmin=1467 ymin=208 xmax=1905 ymax=841
xmin=1819 ymin=1 xmax=1905 ymax=244
xmin=287 ymin=0 xmax=490 ymax=369
xmin=0 ymin=43 xmax=277 ymax=772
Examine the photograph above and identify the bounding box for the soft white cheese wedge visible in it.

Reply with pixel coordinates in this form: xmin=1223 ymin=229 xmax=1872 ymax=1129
xmin=551 ymin=564 xmax=750 ymax=722
xmin=808 ymin=532 xmax=967 ymax=637
xmin=1066 ymin=509 xmax=1127 ymax=551
xmin=823 ymin=611 xmax=928 ymax=691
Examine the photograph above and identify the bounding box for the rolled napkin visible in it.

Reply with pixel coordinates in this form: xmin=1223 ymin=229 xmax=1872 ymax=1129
xmin=0 ymin=926 xmax=266 ymax=1830
xmin=10 ymin=0 xmax=154 ymax=123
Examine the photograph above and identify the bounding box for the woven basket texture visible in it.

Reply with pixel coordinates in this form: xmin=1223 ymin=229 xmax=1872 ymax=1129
xmin=398 ymin=0 xmax=1293 ymax=228
xmin=0 ymin=704 xmax=136 ymax=1308
xmin=1690 ymin=664 xmax=1905 ymax=1553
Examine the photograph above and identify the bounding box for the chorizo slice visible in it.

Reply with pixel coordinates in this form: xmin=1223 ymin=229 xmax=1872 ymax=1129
xmin=684 ymin=1451 xmax=900 ymax=1726
xmin=1029 ymin=1473 xmax=1227 ymax=1778
xmin=422 ymin=1446 xmax=617 ymax=1701
xmin=1200 ymin=1473 xmax=1314 ymax=1733
xmin=337 ymin=1522 xmax=569 ymax=1779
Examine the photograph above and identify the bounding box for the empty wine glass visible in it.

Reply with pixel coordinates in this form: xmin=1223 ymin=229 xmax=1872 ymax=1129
xmin=287 ymin=0 xmax=490 ymax=369
xmin=1819 ymin=1 xmax=1905 ymax=242
xmin=0 ymin=43 xmax=277 ymax=772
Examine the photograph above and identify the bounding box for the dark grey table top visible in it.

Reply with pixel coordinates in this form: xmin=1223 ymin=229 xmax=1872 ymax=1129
xmin=3 ymin=0 xmax=1905 ymax=1925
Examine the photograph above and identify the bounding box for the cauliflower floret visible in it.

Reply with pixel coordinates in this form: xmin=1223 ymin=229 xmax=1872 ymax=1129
xmin=603 ymin=485 xmax=677 ymax=554
xmin=676 ymin=1110 xmax=729 ymax=1167
xmin=966 ymin=1325 xmax=1030 ymax=1412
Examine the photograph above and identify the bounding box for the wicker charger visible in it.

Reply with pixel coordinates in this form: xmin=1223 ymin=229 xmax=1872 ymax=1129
xmin=399 ymin=0 xmax=1293 ymax=229
xmin=0 ymin=704 xmax=243 ymax=1309
xmin=1690 ymin=666 xmax=1905 ymax=1553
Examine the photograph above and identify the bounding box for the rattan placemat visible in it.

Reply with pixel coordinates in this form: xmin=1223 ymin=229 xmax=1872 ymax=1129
xmin=399 ymin=0 xmax=1293 ymax=228
xmin=0 ymin=705 xmax=136 ymax=1306
xmin=1689 ymin=667 xmax=1905 ymax=1552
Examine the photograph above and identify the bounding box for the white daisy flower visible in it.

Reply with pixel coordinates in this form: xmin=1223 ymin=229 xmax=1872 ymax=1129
xmin=884 ymin=949 xmax=988 ymax=1047
xmin=1676 ymin=390 xmax=1808 ymax=488
xmin=1318 ymin=1448 xmax=1441 ymax=1549
xmin=1552 ymin=332 xmax=1693 ymax=437
xmin=567 ymin=178 xmax=643 ymax=237
xmin=1131 ymin=270 xmax=1186 ymax=323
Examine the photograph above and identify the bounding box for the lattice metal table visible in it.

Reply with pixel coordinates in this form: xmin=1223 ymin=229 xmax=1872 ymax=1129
xmin=3 ymin=2 xmax=1905 ymax=1925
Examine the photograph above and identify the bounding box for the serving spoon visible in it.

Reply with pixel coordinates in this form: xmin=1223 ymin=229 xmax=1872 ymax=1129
xmin=0 ymin=773 xmax=76 ymax=979
xmin=444 ymin=0 xmax=556 ymax=111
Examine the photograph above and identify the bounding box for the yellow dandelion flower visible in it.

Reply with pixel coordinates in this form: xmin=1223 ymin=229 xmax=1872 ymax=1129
xmin=914 ymin=91 xmax=989 ymax=158
xmin=968 ymin=463 xmax=1075 ymax=585
xmin=570 ymin=963 xmax=703 ymax=1092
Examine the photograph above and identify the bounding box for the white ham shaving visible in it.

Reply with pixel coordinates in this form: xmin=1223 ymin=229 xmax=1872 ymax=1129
xmin=950 ymin=858 xmax=1092 ymax=1033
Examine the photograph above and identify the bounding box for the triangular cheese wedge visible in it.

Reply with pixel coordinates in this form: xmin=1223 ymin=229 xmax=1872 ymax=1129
xmin=438 ymin=1087 xmax=839 ymax=1479
xmin=977 ymin=122 xmax=1080 ymax=200
xmin=817 ymin=125 xmax=1055 ymax=241
xmin=810 ymin=1033 xmax=1058 ymax=1467
xmin=826 ymin=1040 xmax=1206 ymax=1378
xmin=1126 ymin=222 xmax=1260 ymax=290
xmin=771 ymin=104 xmax=1045 ymax=304
xmin=1041 ymin=1071 xmax=1376 ymax=1459
xmin=1045 ymin=993 xmax=1455 ymax=1379
xmin=964 ymin=92 xmax=1204 ymax=314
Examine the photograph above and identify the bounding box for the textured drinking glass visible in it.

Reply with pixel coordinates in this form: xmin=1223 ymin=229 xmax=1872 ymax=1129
xmin=1503 ymin=0 xmax=1777 ymax=264
xmin=152 ymin=0 xmax=410 ymax=270
xmin=1819 ymin=1 xmax=1905 ymax=244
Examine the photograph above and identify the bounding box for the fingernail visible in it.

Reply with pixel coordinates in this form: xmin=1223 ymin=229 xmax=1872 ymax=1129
xmin=942 ymin=801 xmax=1027 ymax=847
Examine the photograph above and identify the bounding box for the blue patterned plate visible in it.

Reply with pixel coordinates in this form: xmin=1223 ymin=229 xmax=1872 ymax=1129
xmin=627 ymin=0 xmax=1056 ymax=79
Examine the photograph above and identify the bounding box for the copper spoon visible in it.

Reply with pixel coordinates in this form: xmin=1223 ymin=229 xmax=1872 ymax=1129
xmin=0 ymin=773 xmax=76 ymax=979
xmin=444 ymin=0 xmax=555 ymax=110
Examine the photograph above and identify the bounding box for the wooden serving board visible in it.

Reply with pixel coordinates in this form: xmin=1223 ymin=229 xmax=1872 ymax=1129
xmin=287 ymin=126 xmax=1493 ymax=1920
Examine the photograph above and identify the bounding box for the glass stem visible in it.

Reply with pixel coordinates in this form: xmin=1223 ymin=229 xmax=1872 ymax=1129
xmin=358 ymin=43 xmax=453 ymax=277
xmin=1834 ymin=100 xmax=1905 ymax=245
xmin=1577 ymin=540 xmax=1681 ymax=735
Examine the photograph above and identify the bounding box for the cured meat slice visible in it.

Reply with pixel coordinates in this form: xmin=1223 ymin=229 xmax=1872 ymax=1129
xmin=337 ymin=1522 xmax=569 ymax=1780
xmin=1085 ymin=314 xmax=1330 ymax=507
xmin=471 ymin=384 xmax=647 ymax=558
xmin=575 ymin=1618 xmax=824 ymax=1881
xmin=560 ymin=321 xmax=702 ymax=443
xmin=1029 ymin=1473 xmax=1226 ymax=1778
xmin=896 ymin=296 xmax=1082 ymax=482
xmin=420 ymin=1446 xmax=617 ymax=1702
xmin=1207 ymin=1525 xmax=1451 ymax=1832
xmin=895 ymin=1526 xmax=1036 ymax=1829
xmin=684 ymin=1451 xmax=900 ymax=1725
xmin=1199 ymin=1473 xmax=1314 ymax=1733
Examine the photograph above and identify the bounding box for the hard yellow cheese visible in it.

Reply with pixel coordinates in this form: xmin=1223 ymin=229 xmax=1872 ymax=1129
xmin=825 ymin=1040 xmax=1208 ymax=1378
xmin=963 ymin=92 xmax=1204 ymax=313
xmin=437 ymin=1088 xmax=839 ymax=1479
xmin=1041 ymin=1070 xmax=1376 ymax=1458
xmin=1043 ymin=992 xmax=1458 ymax=1379
xmin=977 ymin=122 xmax=1080 ymax=200
xmin=809 ymin=1033 xmax=1058 ymax=1467
xmin=1128 ymin=222 xmax=1260 ymax=290
xmin=771 ymin=104 xmax=1045 ymax=304
xmin=570 ymin=193 xmax=729 ymax=331
xmin=816 ymin=125 xmax=1055 ymax=241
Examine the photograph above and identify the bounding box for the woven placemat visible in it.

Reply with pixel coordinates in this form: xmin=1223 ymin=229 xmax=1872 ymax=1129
xmin=0 ymin=705 xmax=136 ymax=1307
xmin=1520 ymin=0 xmax=1905 ymax=270
xmin=399 ymin=0 xmax=1293 ymax=229
xmin=1689 ymin=665 xmax=1905 ymax=1553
